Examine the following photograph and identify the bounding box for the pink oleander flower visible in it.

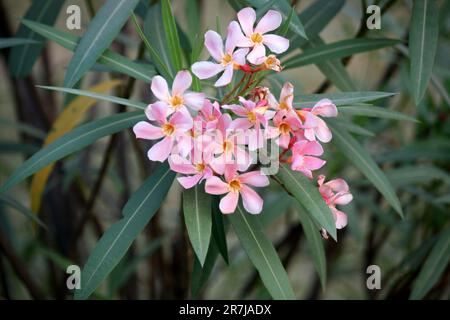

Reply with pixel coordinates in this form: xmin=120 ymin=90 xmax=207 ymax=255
xmin=267 ymin=110 xmax=301 ymax=149
xmin=150 ymin=70 xmax=205 ymax=115
xmin=208 ymin=114 xmax=252 ymax=172
xmin=133 ymin=103 xmax=193 ymax=162
xmin=199 ymin=99 xmax=223 ymax=130
xmin=290 ymin=140 xmax=326 ymax=178
xmin=226 ymin=96 xmax=275 ymax=131
xmin=205 ymin=164 xmax=269 ymax=214
xmin=192 ymin=23 xmax=249 ymax=87
xmin=168 ymin=151 xmax=215 ymax=189
xmin=317 ymin=175 xmax=353 ymax=229
xmin=296 ymin=99 xmax=338 ymax=143
xmin=255 ymin=54 xmax=282 ymax=72
xmin=233 ymin=7 xmax=289 ymax=64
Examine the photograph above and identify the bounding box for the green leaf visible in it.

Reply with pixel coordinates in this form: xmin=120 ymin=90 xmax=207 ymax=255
xmin=384 ymin=165 xmax=450 ymax=187
xmin=0 ymin=112 xmax=145 ymax=193
xmin=0 ymin=194 xmax=46 ymax=228
xmin=75 ymin=163 xmax=175 ymax=300
xmin=0 ymin=142 xmax=39 ymax=155
xmin=248 ymin=0 xmax=307 ymax=39
xmin=327 ymin=120 xmax=403 ymax=217
xmin=287 ymin=0 xmax=345 ymax=51
xmin=410 ymin=227 xmax=450 ymax=300
xmin=228 ymin=203 xmax=295 ymax=300
xmin=276 ymin=163 xmax=336 ymax=240
xmin=376 ymin=139 xmax=450 ymax=163
xmin=338 ymin=105 xmax=418 ymax=122
xmin=21 ymin=20 xmax=154 ymax=83
xmin=64 ymin=0 xmax=140 ymax=87
xmin=161 ymin=0 xmax=184 ymax=71
xmin=37 ymin=86 xmax=147 ymax=110
xmin=284 ymin=38 xmax=401 ymax=70
xmin=294 ymin=204 xmax=326 ymax=289
xmin=294 ymin=91 xmax=396 ymax=108
xmin=211 ymin=196 xmax=229 ymax=264
xmin=183 ymin=184 xmax=212 ymax=266
xmin=0 ymin=37 xmax=40 ymax=49
xmin=191 ymin=241 xmax=220 ymax=298
xmin=8 ymin=0 xmax=64 ymax=77
xmin=409 ymin=0 xmax=439 ymax=104
xmin=333 ymin=118 xmax=375 ymax=137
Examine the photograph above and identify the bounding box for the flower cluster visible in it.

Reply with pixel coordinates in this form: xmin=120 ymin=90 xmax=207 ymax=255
xmin=133 ymin=7 xmax=352 ymax=231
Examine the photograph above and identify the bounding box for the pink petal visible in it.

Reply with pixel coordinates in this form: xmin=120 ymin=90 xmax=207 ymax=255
xmin=238 ymin=171 xmax=269 ymax=187
xmin=302 ymin=141 xmax=324 ymax=156
xmin=133 ymin=121 xmax=164 ymax=140
xmin=178 ymin=174 xmax=203 ymax=189
xmin=205 ymin=176 xmax=229 ymax=195
xmin=205 ymin=30 xmax=224 ymax=62
xmin=240 ymin=185 xmax=263 ymax=214
xmin=215 ymin=64 xmax=234 ymax=87
xmin=227 ymin=21 xmax=252 ymax=48
xmin=172 ymin=70 xmax=192 ymax=96
xmin=219 ymin=191 xmax=239 ymax=214
xmin=169 ymin=154 xmax=196 ymax=174
xmin=234 ymin=145 xmax=252 ymax=171
xmin=332 ymin=208 xmax=348 ymax=229
xmin=232 ymin=48 xmax=249 ymax=65
xmin=230 ymin=118 xmax=253 ymax=131
xmin=151 ymin=76 xmax=170 ymax=101
xmin=315 ymin=118 xmax=332 ymax=143
xmin=224 ymin=103 xmax=248 ymax=117
xmin=333 ymin=192 xmax=353 ymax=206
xmin=302 ymin=156 xmax=326 ymax=170
xmin=255 ymin=10 xmax=282 ymax=34
xmin=246 ymin=44 xmax=266 ymax=64
xmin=170 ymin=111 xmax=193 ymax=131
xmin=277 ymin=133 xmax=291 ymax=149
xmin=280 ymin=82 xmax=294 ymax=104
xmin=312 ymin=99 xmax=338 ymax=117
xmin=184 ymin=92 xmax=205 ymax=110
xmin=262 ymin=34 xmax=289 ymax=54
xmin=147 ymin=136 xmax=174 ymax=162
xmin=146 ymin=102 xmax=168 ymax=124
xmin=224 ymin=163 xmax=238 ymax=182
xmin=303 ymin=128 xmax=316 ymax=141
xmin=192 ymin=61 xmax=224 ymax=79
xmin=237 ymin=7 xmax=256 ymax=37
xmin=325 ymin=178 xmax=349 ymax=192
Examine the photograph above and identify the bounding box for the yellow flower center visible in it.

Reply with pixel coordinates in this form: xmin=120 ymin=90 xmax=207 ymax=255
xmin=169 ymin=95 xmax=184 ymax=109
xmin=195 ymin=163 xmax=206 ymax=172
xmin=222 ymin=53 xmax=233 ymax=66
xmin=279 ymin=122 xmax=291 ymax=135
xmin=223 ymin=140 xmax=233 ymax=153
xmin=265 ymin=55 xmax=276 ymax=66
xmin=247 ymin=111 xmax=256 ymax=123
xmin=228 ymin=179 xmax=242 ymax=192
xmin=162 ymin=123 xmax=175 ymax=136
xmin=296 ymin=110 xmax=307 ymax=122
xmin=279 ymin=101 xmax=289 ymax=110
xmin=250 ymin=33 xmax=263 ymax=44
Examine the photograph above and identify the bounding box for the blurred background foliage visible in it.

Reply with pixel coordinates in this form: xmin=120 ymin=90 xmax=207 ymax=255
xmin=0 ymin=0 xmax=449 ymax=300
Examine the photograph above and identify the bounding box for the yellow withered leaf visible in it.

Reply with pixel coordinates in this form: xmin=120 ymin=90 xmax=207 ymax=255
xmin=30 ymin=79 xmax=122 ymax=214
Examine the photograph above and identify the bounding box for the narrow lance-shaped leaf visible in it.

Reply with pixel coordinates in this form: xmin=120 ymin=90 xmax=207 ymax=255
xmin=64 ymin=0 xmax=140 ymax=87
xmin=183 ymin=184 xmax=212 ymax=266
xmin=327 ymin=120 xmax=403 ymax=217
xmin=410 ymin=227 xmax=450 ymax=300
xmin=211 ymin=195 xmax=229 ymax=263
xmin=75 ymin=163 xmax=175 ymax=300
xmin=21 ymin=20 xmax=155 ymax=83
xmin=276 ymin=163 xmax=336 ymax=240
xmin=409 ymin=0 xmax=439 ymax=105
xmin=37 ymin=86 xmax=147 ymax=110
xmin=0 ymin=38 xmax=40 ymax=49
xmin=161 ymin=0 xmax=184 ymax=71
xmin=8 ymin=0 xmax=65 ymax=77
xmin=0 ymin=112 xmax=146 ymax=193
xmin=0 ymin=194 xmax=46 ymax=229
xmin=31 ymin=80 xmax=123 ymax=214
xmin=228 ymin=204 xmax=296 ymax=300
xmin=338 ymin=105 xmax=418 ymax=122
xmin=294 ymin=91 xmax=397 ymax=108
xmin=191 ymin=241 xmax=220 ymax=298
xmin=295 ymin=204 xmax=326 ymax=289
xmin=284 ymin=38 xmax=401 ymax=70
